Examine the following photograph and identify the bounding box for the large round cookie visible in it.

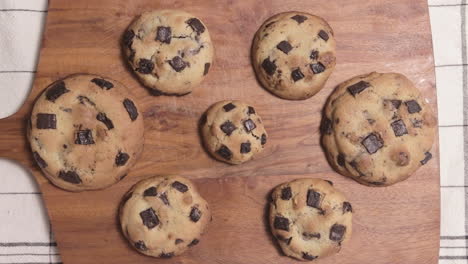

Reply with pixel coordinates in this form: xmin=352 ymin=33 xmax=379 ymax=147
xmin=28 ymin=74 xmax=144 ymax=192
xmin=321 ymin=72 xmax=436 ymax=186
xmin=123 ymin=9 xmax=214 ymax=96
xmin=201 ymin=100 xmax=268 ymax=165
xmin=252 ymin=12 xmax=336 ymax=100
xmin=269 ymin=178 xmax=353 ymax=261
xmin=119 ymin=175 xmax=211 ymax=258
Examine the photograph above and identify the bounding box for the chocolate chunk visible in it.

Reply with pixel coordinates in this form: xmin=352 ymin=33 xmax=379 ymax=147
xmin=46 ymin=81 xmax=69 ymax=102
xmin=391 ymin=119 xmax=408 ymax=137
xmin=115 ymin=151 xmax=129 ymax=166
xmin=310 ymin=50 xmax=319 ymax=60
xmin=156 ymin=26 xmax=171 ymax=44
xmin=405 ymin=100 xmax=422 ymax=114
xmin=281 ymin=187 xmax=292 ymax=200
xmin=307 ymin=189 xmax=321 ymax=208
xmin=91 ymin=78 xmax=114 ymax=90
xmin=123 ymin=30 xmax=135 ymax=49
xmin=337 ymin=153 xmax=345 ymax=167
xmin=137 ymin=59 xmax=154 ymax=74
xmin=160 ymin=252 xmax=174 ymax=258
xmin=217 ymin=145 xmax=232 ymax=160
xmin=175 ymin=239 xmax=184 ymax=245
xmin=190 ymin=207 xmax=202 ymax=222
xmin=318 ymin=30 xmax=329 ymax=41
xmin=220 ymin=121 xmax=236 ymax=136
xmin=134 ymin=241 xmax=147 ymax=251
xmin=261 ymin=57 xmax=277 ymax=75
xmin=277 ymin=41 xmax=293 ymax=54
xmin=248 ymin=106 xmax=255 ymax=115
xmin=361 ymin=133 xmax=384 ymax=154
xmin=391 ymin=99 xmax=402 ymax=109
xmin=291 ymin=14 xmax=307 ymax=24
xmin=59 ymin=170 xmax=82 ymax=184
xmin=273 ymin=216 xmax=290 ymax=231
xmin=159 ymin=193 xmax=170 ymax=206
xmin=143 ymin=187 xmax=157 ymax=197
xmin=347 ymin=81 xmax=370 ymax=96
xmin=243 ymin=119 xmax=256 ymax=132
xmin=140 ymin=208 xmax=159 ymax=229
xmin=123 ymin=98 xmax=139 ymax=121
xmin=412 ymin=119 xmax=423 ymax=128
xmin=276 ymin=235 xmax=292 ymax=245
xmin=169 ymin=56 xmax=187 ymax=72
xmin=261 ymin=133 xmax=267 ymax=145
xmin=329 ymin=224 xmax=346 ymax=241
xmin=36 ymin=113 xmax=56 ymax=129
xmin=420 ymin=152 xmax=432 ymax=165
xmin=188 ymin=239 xmax=199 ymax=247
xmin=302 ymin=232 xmax=321 ymax=240
xmin=223 ymin=103 xmax=236 ymax=112
xmin=240 ymin=142 xmax=251 ymax=154
xmin=310 ymin=62 xmax=325 ymax=74
xmin=325 ymin=180 xmax=333 ymax=186
xmin=77 ymin=96 xmax=95 ymax=106
xmin=96 ymin=113 xmax=114 ymax=130
xmin=320 ymin=117 xmax=332 ymax=135
xmin=203 ymin=63 xmax=211 ymax=75
xmin=33 ymin=152 xmax=47 ymax=169
xmin=291 ymin=68 xmax=305 ymax=82
xmin=172 ymin=181 xmax=189 ymax=193
xmin=302 ymin=252 xmax=318 ymax=261
xmin=186 ymin=18 xmax=205 ymax=34
xmin=343 ymin=202 xmax=353 ymax=213
xmin=75 ymin=129 xmax=95 ymax=145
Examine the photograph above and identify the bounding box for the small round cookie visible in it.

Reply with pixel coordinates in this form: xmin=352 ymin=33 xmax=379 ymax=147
xmin=119 ymin=175 xmax=211 ymax=258
xmin=252 ymin=12 xmax=336 ymax=100
xmin=201 ymin=100 xmax=268 ymax=165
xmin=123 ymin=9 xmax=214 ymax=96
xmin=269 ymin=178 xmax=353 ymax=261
xmin=28 ymin=74 xmax=144 ymax=192
xmin=321 ymin=72 xmax=436 ymax=186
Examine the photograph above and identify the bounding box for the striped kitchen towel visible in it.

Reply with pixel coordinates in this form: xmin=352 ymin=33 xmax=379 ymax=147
xmin=0 ymin=0 xmax=465 ymax=263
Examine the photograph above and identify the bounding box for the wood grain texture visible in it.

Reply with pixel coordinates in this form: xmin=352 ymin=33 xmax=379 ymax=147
xmin=0 ymin=0 xmax=440 ymax=263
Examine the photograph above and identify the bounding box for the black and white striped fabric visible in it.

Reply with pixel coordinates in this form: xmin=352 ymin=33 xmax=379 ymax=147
xmin=0 ymin=0 xmax=463 ymax=263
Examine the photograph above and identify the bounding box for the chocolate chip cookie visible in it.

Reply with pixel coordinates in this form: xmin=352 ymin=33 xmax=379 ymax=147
xmin=201 ymin=100 xmax=268 ymax=165
xmin=269 ymin=178 xmax=352 ymax=261
xmin=28 ymin=74 xmax=144 ymax=192
xmin=252 ymin=12 xmax=336 ymax=100
xmin=119 ymin=175 xmax=211 ymax=258
xmin=123 ymin=9 xmax=214 ymax=96
xmin=321 ymin=72 xmax=436 ymax=186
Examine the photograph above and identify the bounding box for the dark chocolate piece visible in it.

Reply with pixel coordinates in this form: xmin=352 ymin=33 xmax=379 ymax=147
xmin=32 ymin=152 xmax=47 ymax=168
xmin=143 ymin=187 xmax=157 ymax=197
xmin=137 ymin=58 xmax=154 ymax=74
xmin=91 ymin=78 xmax=114 ymax=90
xmin=169 ymin=56 xmax=187 ymax=72
xmin=310 ymin=62 xmax=325 ymax=74
xmin=160 ymin=252 xmax=174 ymax=259
xmin=320 ymin=117 xmax=332 ymax=135
xmin=220 ymin=121 xmax=236 ymax=136
xmin=156 ymin=26 xmax=171 ymax=44
xmin=291 ymin=68 xmax=305 ymax=82
xmin=261 ymin=57 xmax=277 ymax=75
xmin=190 ymin=207 xmax=202 ymax=222
xmin=96 ymin=113 xmax=114 ymax=130
xmin=307 ymin=189 xmax=321 ymax=208
xmin=46 ymin=81 xmax=69 ymax=102
xmin=248 ymin=106 xmax=255 ymax=115
xmin=343 ymin=202 xmax=353 ymax=213
xmin=420 ymin=152 xmax=432 ymax=165
xmin=175 ymin=239 xmax=184 ymax=244
xmin=281 ymin=187 xmax=292 ymax=200
xmin=240 ymin=142 xmax=251 ymax=153
xmin=217 ymin=145 xmax=232 ymax=160
xmin=302 ymin=252 xmax=318 ymax=261
xmin=291 ymin=14 xmax=307 ymax=24
xmin=337 ymin=153 xmax=345 ymax=167
xmin=310 ymin=50 xmax=319 ymax=60
xmin=123 ymin=98 xmax=139 ymax=121
xmin=123 ymin=30 xmax=135 ymax=49
xmin=277 ymin=41 xmax=293 ymax=54
xmin=405 ymin=100 xmax=422 ymax=114
xmin=77 ymin=96 xmax=95 ymax=106
xmin=134 ymin=241 xmax=147 ymax=251
xmin=261 ymin=133 xmax=267 ymax=145
xmin=391 ymin=99 xmax=402 ymax=109
xmin=140 ymin=208 xmax=159 ymax=229
xmin=329 ymin=224 xmax=346 ymax=241
xmin=347 ymin=81 xmax=370 ymax=96
xmin=75 ymin=129 xmax=95 ymax=145
xmin=361 ymin=133 xmax=384 ymax=154
xmin=188 ymin=239 xmax=199 ymax=247
xmin=203 ymin=63 xmax=211 ymax=75
xmin=159 ymin=193 xmax=170 ymax=206
xmin=36 ymin=113 xmax=56 ymax=129
xmin=186 ymin=18 xmax=205 ymax=34
xmin=223 ymin=103 xmax=236 ymax=112
xmin=243 ymin=119 xmax=256 ymax=132
xmin=58 ymin=170 xmax=82 ymax=184
xmin=115 ymin=151 xmax=129 ymax=166
xmin=391 ymin=119 xmax=408 ymax=137
xmin=172 ymin=181 xmax=188 ymax=193
xmin=318 ymin=30 xmax=329 ymax=41
xmin=303 ymin=232 xmax=321 ymax=240
xmin=273 ymin=216 xmax=290 ymax=231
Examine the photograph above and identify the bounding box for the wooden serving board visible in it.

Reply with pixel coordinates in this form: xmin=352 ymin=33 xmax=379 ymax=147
xmin=0 ymin=0 xmax=440 ymax=263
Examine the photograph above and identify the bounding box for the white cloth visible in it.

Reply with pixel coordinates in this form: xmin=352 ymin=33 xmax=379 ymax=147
xmin=0 ymin=0 xmax=465 ymax=263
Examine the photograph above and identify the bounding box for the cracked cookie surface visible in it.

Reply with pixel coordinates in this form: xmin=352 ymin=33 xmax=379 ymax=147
xmin=120 ymin=175 xmax=211 ymax=258
xmin=321 ymin=72 xmax=436 ymax=186
xmin=252 ymin=11 xmax=336 ymax=100
xmin=28 ymin=74 xmax=144 ymax=192
xmin=201 ymin=100 xmax=267 ymax=165
xmin=123 ymin=9 xmax=214 ymax=95
xmin=269 ymin=178 xmax=352 ymax=261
